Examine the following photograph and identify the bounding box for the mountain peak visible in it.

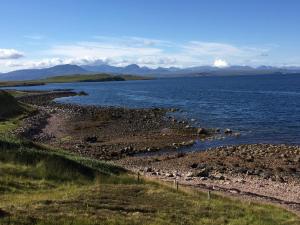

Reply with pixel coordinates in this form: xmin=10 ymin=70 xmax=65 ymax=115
xmin=124 ymin=64 xmax=140 ymax=69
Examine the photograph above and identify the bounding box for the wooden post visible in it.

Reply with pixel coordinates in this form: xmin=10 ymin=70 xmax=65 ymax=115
xmin=137 ymin=172 xmax=140 ymax=183
xmin=207 ymin=190 xmax=211 ymax=200
xmin=176 ymin=181 xmax=179 ymax=191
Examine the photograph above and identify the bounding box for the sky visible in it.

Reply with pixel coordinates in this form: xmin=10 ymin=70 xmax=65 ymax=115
xmin=1 ymin=0 xmax=300 ymax=72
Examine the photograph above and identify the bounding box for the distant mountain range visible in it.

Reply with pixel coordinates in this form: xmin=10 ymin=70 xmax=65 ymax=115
xmin=1 ymin=63 xmax=300 ymax=81
xmin=0 ymin=65 xmax=88 ymax=81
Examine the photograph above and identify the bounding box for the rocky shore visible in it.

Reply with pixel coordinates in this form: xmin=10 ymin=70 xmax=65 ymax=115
xmin=11 ymin=90 xmax=300 ymax=215
xmin=117 ymin=144 xmax=300 ymax=214
xmin=16 ymin=90 xmax=216 ymax=159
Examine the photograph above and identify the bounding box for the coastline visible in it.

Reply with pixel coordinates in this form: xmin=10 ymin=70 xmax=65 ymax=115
xmin=116 ymin=144 xmax=300 ymax=215
xmin=9 ymin=89 xmax=300 ymax=215
xmin=15 ymin=90 xmax=216 ymax=159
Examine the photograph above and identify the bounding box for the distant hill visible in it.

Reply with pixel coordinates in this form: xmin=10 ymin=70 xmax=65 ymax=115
xmin=41 ymin=74 xmax=150 ymax=83
xmin=82 ymin=64 xmax=300 ymax=77
xmin=0 ymin=64 xmax=88 ymax=81
xmin=0 ymin=74 xmax=149 ymax=88
xmin=81 ymin=64 xmax=173 ymax=75
xmin=1 ymin=63 xmax=300 ymax=81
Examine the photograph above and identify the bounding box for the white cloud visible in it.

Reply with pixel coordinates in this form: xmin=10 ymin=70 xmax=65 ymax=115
xmin=0 ymin=49 xmax=24 ymax=59
xmin=0 ymin=36 xmax=274 ymax=71
xmin=93 ymin=36 xmax=173 ymax=47
xmin=213 ymin=59 xmax=229 ymax=68
xmin=184 ymin=41 xmax=241 ymax=56
xmin=48 ymin=41 xmax=163 ymax=59
xmin=4 ymin=57 xmax=108 ymax=69
xmin=182 ymin=41 xmax=269 ymax=59
xmin=24 ymin=35 xmax=44 ymax=40
xmin=5 ymin=58 xmax=63 ymax=68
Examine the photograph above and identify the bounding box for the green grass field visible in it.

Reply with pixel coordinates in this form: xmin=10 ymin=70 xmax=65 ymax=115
xmin=0 ymin=92 xmax=299 ymax=225
xmin=41 ymin=74 xmax=149 ymax=83
xmin=0 ymin=81 xmax=45 ymax=88
xmin=0 ymin=73 xmax=149 ymax=88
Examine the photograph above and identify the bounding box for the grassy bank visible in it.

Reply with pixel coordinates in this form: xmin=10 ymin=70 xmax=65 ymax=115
xmin=0 ymin=90 xmax=26 ymax=119
xmin=0 ymin=73 xmax=149 ymax=88
xmin=0 ymin=90 xmax=35 ymax=122
xmin=1 ymin=143 xmax=299 ymax=225
xmin=41 ymin=74 xmax=149 ymax=83
xmin=0 ymin=92 xmax=299 ymax=224
xmin=0 ymin=90 xmax=36 ymax=138
xmin=0 ymin=81 xmax=45 ymax=88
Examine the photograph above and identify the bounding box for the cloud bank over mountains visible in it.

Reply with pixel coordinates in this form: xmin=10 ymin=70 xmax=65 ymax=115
xmin=0 ymin=36 xmax=291 ymax=72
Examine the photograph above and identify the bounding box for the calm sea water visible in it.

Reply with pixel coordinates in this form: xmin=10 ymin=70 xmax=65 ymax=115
xmin=8 ymin=74 xmax=300 ymax=149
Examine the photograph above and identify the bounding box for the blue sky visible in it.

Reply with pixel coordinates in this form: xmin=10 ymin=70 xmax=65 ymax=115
xmin=1 ymin=0 xmax=300 ymax=71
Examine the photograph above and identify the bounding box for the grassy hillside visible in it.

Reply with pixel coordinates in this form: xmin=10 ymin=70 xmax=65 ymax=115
xmin=0 ymin=94 xmax=299 ymax=224
xmin=0 ymin=73 xmax=149 ymax=87
xmin=0 ymin=91 xmax=28 ymax=120
xmin=0 ymin=143 xmax=299 ymax=225
xmin=42 ymin=73 xmax=149 ymax=83
xmin=0 ymin=81 xmax=45 ymax=88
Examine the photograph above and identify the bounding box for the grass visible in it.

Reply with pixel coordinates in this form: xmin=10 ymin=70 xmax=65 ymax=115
xmin=0 ymin=91 xmax=36 ymax=137
xmin=0 ymin=81 xmax=45 ymax=88
xmin=0 ymin=73 xmax=149 ymax=88
xmin=3 ymin=90 xmax=36 ymax=97
xmin=0 ymin=93 xmax=299 ymax=224
xmin=0 ymin=90 xmax=28 ymax=120
xmin=1 ymin=144 xmax=299 ymax=225
xmin=41 ymin=73 xmax=148 ymax=83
